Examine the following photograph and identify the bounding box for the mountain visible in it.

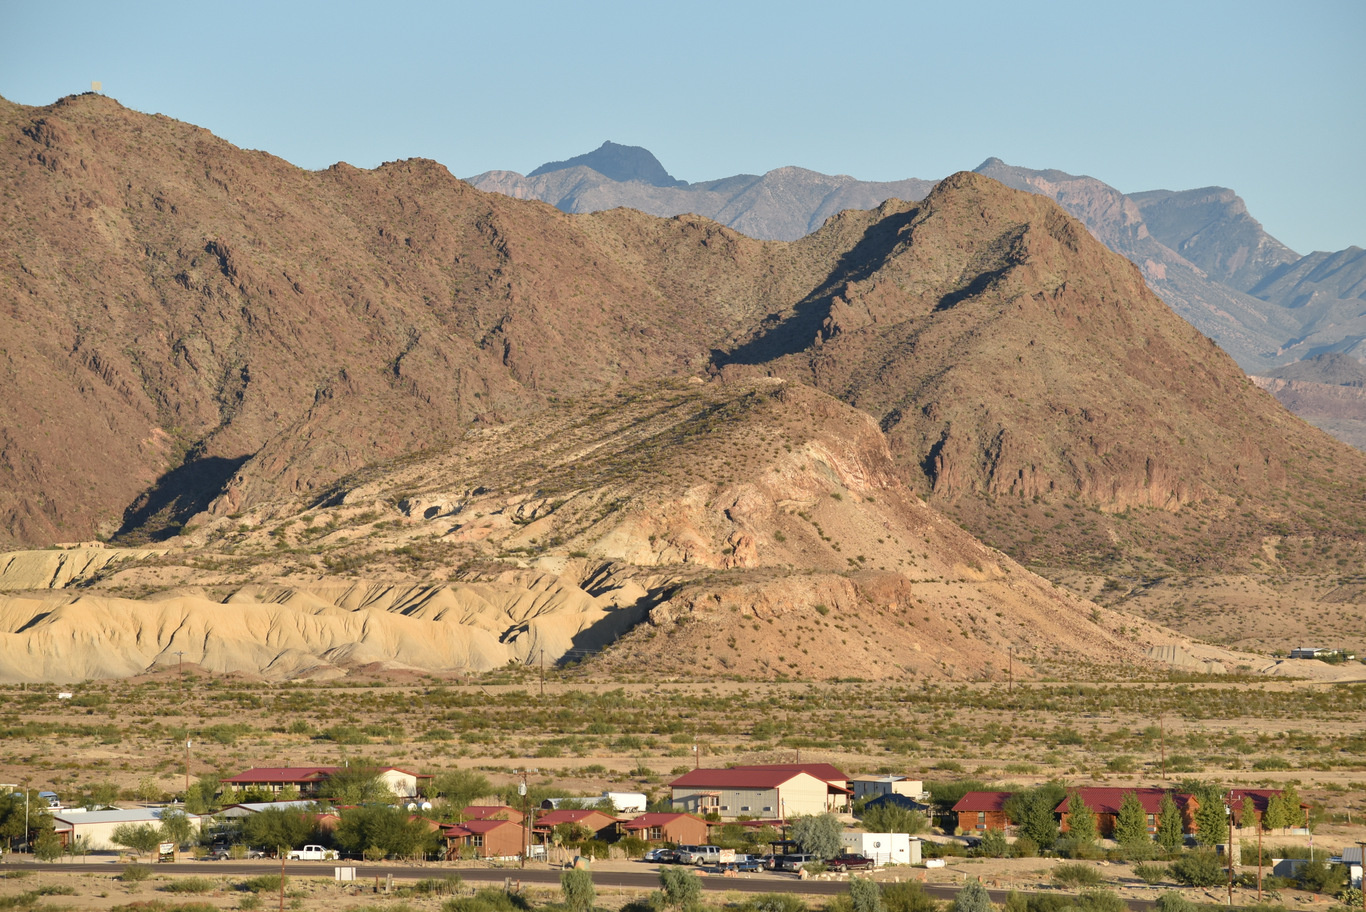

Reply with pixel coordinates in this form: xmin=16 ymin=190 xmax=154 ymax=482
xmin=468 ymin=162 xmax=936 ymax=242
xmin=3 ymin=94 xmax=1365 ymax=678
xmin=977 ymin=160 xmax=1366 ymax=372
xmin=527 ymin=140 xmax=685 ymax=187
xmin=478 ymin=147 xmax=1366 ymax=405
xmin=1249 ymin=353 xmax=1366 ymax=450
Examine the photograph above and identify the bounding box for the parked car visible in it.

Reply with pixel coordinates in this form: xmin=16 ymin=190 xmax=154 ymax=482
xmin=677 ymin=845 xmax=723 ymax=866
xmin=205 ymin=847 xmax=231 ymax=861
xmin=828 ymin=853 xmax=875 ymax=872
xmin=643 ymin=847 xmax=676 ymax=863
xmin=777 ymin=853 xmax=817 ymax=872
xmin=721 ymin=853 xmax=764 ymax=873
xmin=286 ymin=844 xmax=337 ymax=861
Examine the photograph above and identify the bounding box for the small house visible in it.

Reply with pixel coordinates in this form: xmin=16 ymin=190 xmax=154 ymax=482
xmin=952 ymin=791 xmax=1014 ymax=832
xmin=443 ymin=817 xmax=525 ymax=859
xmin=618 ymin=812 xmax=709 ymax=845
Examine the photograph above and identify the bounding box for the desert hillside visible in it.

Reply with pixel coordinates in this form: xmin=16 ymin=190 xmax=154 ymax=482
xmin=0 ymin=379 xmax=1252 ymax=683
xmin=3 ymin=94 xmax=1364 ymax=671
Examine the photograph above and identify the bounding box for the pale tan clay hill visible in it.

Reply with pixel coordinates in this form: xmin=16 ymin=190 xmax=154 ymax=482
xmin=0 ymin=380 xmax=1270 ymax=683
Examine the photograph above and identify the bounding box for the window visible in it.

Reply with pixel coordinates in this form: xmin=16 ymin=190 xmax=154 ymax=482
xmin=741 ymin=806 xmax=751 ymax=812
xmin=762 ymin=806 xmax=772 ymax=812
xmin=700 ymin=795 xmax=719 ymax=809
xmin=472 ymin=835 xmax=484 ymax=847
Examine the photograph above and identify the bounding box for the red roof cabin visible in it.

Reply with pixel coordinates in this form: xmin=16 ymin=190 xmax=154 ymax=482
xmin=220 ymin=767 xmax=340 ymax=798
xmin=952 ymin=791 xmax=1015 ymax=832
xmin=1056 ymin=788 xmax=1197 ymax=837
xmin=534 ymin=808 xmax=621 ymax=842
xmin=618 ymin=812 xmax=710 ymax=845
xmin=443 ymin=817 xmax=526 ymax=859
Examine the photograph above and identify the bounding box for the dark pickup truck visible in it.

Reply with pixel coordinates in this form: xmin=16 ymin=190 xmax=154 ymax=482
xmin=828 ymin=853 xmax=876 ymax=872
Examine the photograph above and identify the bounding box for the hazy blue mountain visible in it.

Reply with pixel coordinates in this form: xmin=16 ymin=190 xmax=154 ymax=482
xmin=527 ymin=140 xmax=685 ymax=187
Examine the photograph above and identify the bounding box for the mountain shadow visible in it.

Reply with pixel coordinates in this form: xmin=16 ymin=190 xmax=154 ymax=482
xmin=716 ymin=205 xmax=920 ymax=367
xmin=114 ymin=453 xmax=251 ymax=543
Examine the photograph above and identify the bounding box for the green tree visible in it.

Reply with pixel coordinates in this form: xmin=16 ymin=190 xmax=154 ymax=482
xmin=1005 ymin=783 xmax=1065 ymax=849
xmin=659 ymin=866 xmax=702 ymax=911
xmin=0 ymin=792 xmax=28 ymax=850
xmin=883 ymin=881 xmax=940 ymax=912
xmin=1262 ymin=792 xmax=1289 ymax=831
xmin=434 ymin=770 xmax=493 ymax=815
xmin=159 ymin=808 xmax=194 ymax=848
xmin=1277 ymin=784 xmax=1301 ymax=830
xmin=1156 ymin=794 xmax=1184 ymax=855
xmin=111 ymin=823 xmax=162 ymax=861
xmin=1297 ymin=858 xmax=1345 ymax=894
xmin=321 ymin=766 xmax=392 ymax=805
xmin=792 ymin=812 xmax=844 ymax=860
xmin=1154 ymin=892 xmax=1196 ymax=912
xmin=241 ymin=806 xmax=316 ymax=853
xmin=859 ymin=803 xmax=927 ymax=835
xmin=185 ymin=774 xmax=222 ymax=815
xmin=83 ymin=782 xmax=120 ymax=809
xmin=1168 ymin=848 xmax=1225 ymax=887
xmin=1238 ymin=796 xmax=1257 ymax=831
xmin=334 ymin=805 xmax=439 ymax=859
xmin=1065 ymin=793 xmax=1098 ymax=848
xmin=851 ymin=876 xmax=885 ymax=912
xmin=978 ymin=828 xmax=1008 ymax=858
xmin=560 ymin=867 xmax=595 ymax=912
xmin=1192 ymin=789 xmax=1228 ymax=846
xmin=1113 ymin=792 xmax=1150 ymax=854
xmin=30 ymin=811 xmax=60 ymax=862
xmin=950 ymin=879 xmax=992 ymax=912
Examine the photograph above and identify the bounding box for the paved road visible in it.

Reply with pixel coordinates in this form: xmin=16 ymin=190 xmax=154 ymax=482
xmin=2 ymin=859 xmax=1158 ymax=909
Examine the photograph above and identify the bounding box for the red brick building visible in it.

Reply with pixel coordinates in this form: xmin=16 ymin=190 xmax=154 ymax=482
xmin=1056 ymin=788 xmax=1197 ymax=837
xmin=953 ymin=791 xmax=1015 ymax=832
xmin=444 ymin=818 xmax=526 ymax=859
xmin=618 ymin=812 xmax=709 ymax=845
xmin=535 ymin=808 xmax=621 ymax=842
xmin=1229 ymin=789 xmax=1308 ymax=828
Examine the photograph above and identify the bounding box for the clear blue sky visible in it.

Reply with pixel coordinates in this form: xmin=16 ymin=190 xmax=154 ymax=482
xmin=3 ymin=0 xmax=1362 ymax=254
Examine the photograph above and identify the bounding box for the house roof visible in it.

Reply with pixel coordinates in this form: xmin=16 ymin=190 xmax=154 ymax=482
xmin=217 ymin=800 xmax=320 ymax=817
xmin=461 ymin=805 xmax=520 ymax=820
xmin=1229 ymin=789 xmax=1301 ymax=810
xmin=953 ymin=791 xmax=1013 ymax=813
xmin=54 ymin=807 xmax=202 ymax=826
xmin=731 ymin=763 xmax=849 ymax=783
xmin=452 ymin=818 xmax=520 ymax=834
xmin=620 ymin=812 xmax=705 ymax=829
xmin=1054 ymin=788 xmax=1192 ymax=816
xmin=865 ymin=794 xmax=930 ymax=812
xmin=670 ymin=766 xmax=850 ymax=792
xmin=375 ymin=767 xmax=433 ymax=779
xmin=535 ymin=809 xmax=618 ymax=829
xmin=222 ymin=767 xmax=339 ymax=784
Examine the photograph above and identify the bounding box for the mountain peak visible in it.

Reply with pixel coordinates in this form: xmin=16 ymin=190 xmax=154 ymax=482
xmin=527 ymin=140 xmax=684 ymax=188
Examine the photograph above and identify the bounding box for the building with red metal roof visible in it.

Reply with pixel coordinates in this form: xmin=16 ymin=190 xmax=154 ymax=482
xmin=670 ymin=764 xmax=850 ymax=818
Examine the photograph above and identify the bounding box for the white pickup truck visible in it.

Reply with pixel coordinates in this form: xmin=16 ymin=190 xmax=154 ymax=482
xmin=286 ymin=845 xmax=337 ymax=861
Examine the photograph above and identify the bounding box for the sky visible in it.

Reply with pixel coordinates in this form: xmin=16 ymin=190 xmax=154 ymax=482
xmin=2 ymin=0 xmax=1363 ymax=254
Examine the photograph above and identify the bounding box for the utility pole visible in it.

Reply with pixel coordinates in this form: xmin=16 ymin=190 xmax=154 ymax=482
xmin=1226 ymin=792 xmax=1235 ymax=910
xmin=1357 ymin=840 xmax=1365 ymax=912
xmin=1159 ymin=717 xmax=1167 ymax=782
xmin=518 ymin=770 xmax=530 ymax=870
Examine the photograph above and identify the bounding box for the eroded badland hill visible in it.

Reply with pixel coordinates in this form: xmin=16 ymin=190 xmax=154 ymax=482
xmin=2 ymin=94 xmax=1364 ymax=681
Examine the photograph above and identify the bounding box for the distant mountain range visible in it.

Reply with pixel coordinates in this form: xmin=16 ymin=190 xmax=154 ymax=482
xmin=469 ymin=143 xmax=1366 ymax=448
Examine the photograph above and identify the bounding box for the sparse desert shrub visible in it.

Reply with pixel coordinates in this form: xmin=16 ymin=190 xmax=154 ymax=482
xmin=119 ymin=864 xmax=152 ymax=883
xmin=1168 ymin=849 xmax=1225 ymax=887
xmin=162 ymin=877 xmax=215 ymax=893
xmin=1133 ymin=862 xmax=1165 ymax=885
xmin=239 ymin=874 xmax=287 ymax=894
xmin=1052 ymin=863 xmax=1103 ymax=888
